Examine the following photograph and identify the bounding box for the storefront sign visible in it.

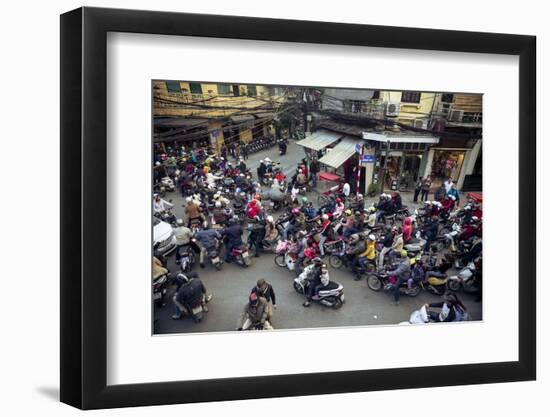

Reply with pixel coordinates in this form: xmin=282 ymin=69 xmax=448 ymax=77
xmin=361 ymin=154 xmax=375 ymax=163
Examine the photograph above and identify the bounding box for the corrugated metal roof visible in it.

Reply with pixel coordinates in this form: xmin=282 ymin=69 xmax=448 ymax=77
xmin=154 ymin=118 xmax=209 ymax=129
xmin=230 ymin=114 xmax=255 ymax=123
xmin=296 ymin=130 xmax=344 ymax=151
xmin=319 ymin=136 xmax=363 ymax=168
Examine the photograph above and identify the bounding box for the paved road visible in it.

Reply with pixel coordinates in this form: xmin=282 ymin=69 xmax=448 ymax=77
xmin=154 ymin=140 xmax=482 ymax=334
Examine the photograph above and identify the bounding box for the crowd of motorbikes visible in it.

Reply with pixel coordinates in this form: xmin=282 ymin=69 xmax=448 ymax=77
xmin=152 ymin=143 xmax=482 ymax=327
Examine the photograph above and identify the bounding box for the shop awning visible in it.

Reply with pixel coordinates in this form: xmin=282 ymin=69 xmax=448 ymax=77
xmin=296 ymin=130 xmax=344 ymax=151
xmin=318 ymin=137 xmax=363 ymax=168
xmin=154 ymin=117 xmax=209 ymax=129
xmin=230 ymin=114 xmax=255 ymax=123
xmin=363 ymin=132 xmax=439 ymax=144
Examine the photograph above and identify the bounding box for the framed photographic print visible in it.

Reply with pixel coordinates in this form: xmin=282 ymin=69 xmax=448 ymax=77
xmin=60 ymin=6 xmax=536 ymax=409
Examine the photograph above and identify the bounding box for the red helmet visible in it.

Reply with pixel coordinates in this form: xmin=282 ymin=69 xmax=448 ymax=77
xmin=336 ymin=197 xmax=342 ymax=203
xmin=292 ymin=208 xmax=301 ymax=215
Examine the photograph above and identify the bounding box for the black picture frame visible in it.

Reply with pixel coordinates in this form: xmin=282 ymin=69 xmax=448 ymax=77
xmin=60 ymin=6 xmax=536 ymax=410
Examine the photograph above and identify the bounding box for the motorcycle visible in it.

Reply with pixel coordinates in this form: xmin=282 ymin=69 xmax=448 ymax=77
xmin=152 ymin=273 xmax=169 ymax=306
xmin=293 ymin=273 xmax=345 ymax=309
xmin=176 ymin=245 xmax=196 ymax=272
xmin=328 ymin=242 xmax=376 ymax=278
xmin=160 ymin=176 xmax=175 ymax=192
xmin=230 ymin=245 xmax=252 ymax=268
xmin=366 ymin=270 xmax=421 ymax=297
xmin=274 ymin=240 xmax=298 ymax=271
xmin=446 ymin=262 xmax=479 ymax=293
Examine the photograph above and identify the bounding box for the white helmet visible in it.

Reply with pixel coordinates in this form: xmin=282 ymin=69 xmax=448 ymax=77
xmin=265 ymin=157 xmax=271 ymax=162
xmin=220 ymin=157 xmax=224 ymax=161
xmin=267 ymin=215 xmax=274 ymax=223
xmin=155 ymin=161 xmax=161 ymax=166
xmin=186 ymin=197 xmax=192 ymax=203
xmin=215 ymin=201 xmax=222 ymax=208
xmin=176 ymin=218 xmax=184 ymax=226
xmin=464 ymin=205 xmax=472 ymax=210
xmin=322 ymin=214 xmax=329 ymax=221
xmin=472 ymin=216 xmax=479 ymax=221
xmin=357 ymin=193 xmax=363 ymax=200
xmin=368 ymin=234 xmax=376 ymax=241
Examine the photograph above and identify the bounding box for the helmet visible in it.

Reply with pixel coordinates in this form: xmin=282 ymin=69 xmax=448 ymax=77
xmin=357 ymin=193 xmax=363 ymax=200
xmin=220 ymin=157 xmax=224 ymax=161
xmin=176 ymin=218 xmax=184 ymax=226
xmin=358 ymin=232 xmax=367 ymax=240
xmin=464 ymin=205 xmax=472 ymax=210
xmin=368 ymin=206 xmax=376 ymax=213
xmin=153 ymin=193 xmax=159 ymax=198
xmin=267 ymin=215 xmax=274 ymax=223
xmin=472 ymin=216 xmax=479 ymax=221
xmin=215 ymin=201 xmax=222 ymax=208
xmin=345 ymin=209 xmax=352 ymax=216
xmin=265 ymin=158 xmax=271 ymax=162
xmin=312 ymin=257 xmax=323 ymax=265
xmin=400 ymin=250 xmax=408 ymax=258
xmin=392 ymin=226 xmax=398 ymax=232
xmin=302 ymin=197 xmax=308 ymax=204
xmin=410 ymin=257 xmax=416 ymax=265
xmin=186 ymin=197 xmax=192 ymax=203
xmin=249 ymin=292 xmax=259 ymax=305
xmin=368 ymin=234 xmax=376 ymax=241
xmin=155 ymin=161 xmax=161 ymax=166
xmin=298 ymin=169 xmax=303 ymax=173
xmin=336 ymin=197 xmax=342 ymax=203
xmin=298 ymin=230 xmax=307 ymax=238
xmin=292 ymin=208 xmax=301 ymax=215
xmin=449 ymin=195 xmax=456 ymax=201
xmin=350 ymin=234 xmax=360 ymax=244
xmin=236 ymin=187 xmax=241 ymax=193
xmin=322 ymin=214 xmax=329 ymax=221
xmin=239 ymin=173 xmax=245 ymax=177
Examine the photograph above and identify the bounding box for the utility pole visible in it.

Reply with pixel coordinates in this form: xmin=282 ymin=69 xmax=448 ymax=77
xmin=379 ymin=139 xmax=391 ymax=194
xmin=302 ymin=88 xmax=309 ymax=135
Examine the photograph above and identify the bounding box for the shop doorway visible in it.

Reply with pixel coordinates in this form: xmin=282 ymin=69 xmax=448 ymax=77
xmin=430 ymin=150 xmax=465 ymax=188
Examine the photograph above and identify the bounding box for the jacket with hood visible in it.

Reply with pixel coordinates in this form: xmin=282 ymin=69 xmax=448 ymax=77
xmin=391 ymin=233 xmax=404 ymax=252
xmin=403 ymin=218 xmax=413 ymax=242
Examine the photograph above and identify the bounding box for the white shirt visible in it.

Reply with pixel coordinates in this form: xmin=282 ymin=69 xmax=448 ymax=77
xmin=153 ymin=198 xmax=173 ymax=214
xmin=343 ymin=183 xmax=351 ymax=197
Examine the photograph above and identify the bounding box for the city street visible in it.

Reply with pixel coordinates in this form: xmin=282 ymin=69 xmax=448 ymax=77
xmin=153 ymin=140 xmax=482 ymax=334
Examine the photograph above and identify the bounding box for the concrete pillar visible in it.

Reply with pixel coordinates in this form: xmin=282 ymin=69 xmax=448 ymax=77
xmin=423 ymin=148 xmax=435 ymax=178
xmin=457 ymin=140 xmax=481 ymax=189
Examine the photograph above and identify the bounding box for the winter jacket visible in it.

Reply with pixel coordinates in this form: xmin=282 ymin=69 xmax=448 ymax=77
xmin=185 ymin=202 xmax=201 ymax=219
xmin=195 ymin=229 xmax=220 ymax=250
xmin=402 ymin=218 xmax=413 ymax=242
xmin=153 ymin=257 xmax=168 ymax=279
xmin=359 ymin=240 xmax=376 ymax=260
xmin=391 ymin=234 xmax=404 ymax=252
xmin=387 ymin=259 xmax=411 ymax=281
xmin=223 ymin=224 xmax=244 ymax=245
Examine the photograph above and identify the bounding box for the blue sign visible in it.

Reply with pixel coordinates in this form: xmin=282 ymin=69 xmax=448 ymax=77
xmin=355 ymin=144 xmax=362 ymax=154
xmin=361 ymin=154 xmax=375 ymax=163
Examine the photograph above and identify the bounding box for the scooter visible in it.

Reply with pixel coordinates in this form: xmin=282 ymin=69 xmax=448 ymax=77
xmin=293 ymin=274 xmax=345 ymax=309
xmin=274 ymin=241 xmax=298 ymax=271
xmin=160 ymin=176 xmax=175 ymax=192
xmin=176 ymin=245 xmax=196 ymax=272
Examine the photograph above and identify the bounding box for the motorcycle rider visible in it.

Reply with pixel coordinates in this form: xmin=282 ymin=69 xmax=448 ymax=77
xmin=194 ymin=226 xmax=221 ymax=268
xmin=302 ymin=258 xmax=324 ymax=307
xmin=173 ymin=219 xmax=195 ymax=261
xmin=387 ymin=249 xmax=411 ymax=305
xmin=318 ymin=213 xmax=331 ymax=257
xmin=248 ymin=215 xmax=267 ymax=257
xmin=212 ymin=200 xmax=229 ymax=226
xmin=251 ymin=278 xmax=277 ymax=321
xmin=265 ymin=215 xmax=278 ymax=242
xmin=257 ymin=159 xmax=267 ymax=182
xmin=237 ymin=292 xmax=273 ymax=330
xmin=422 ymin=214 xmax=439 ymax=253
xmin=171 ymin=273 xmax=213 ymax=320
xmin=378 ymin=226 xmax=395 ymax=269
xmin=424 ymin=292 xmax=468 ymax=322
xmin=354 ymin=233 xmax=376 ymax=281
xmin=184 ymin=196 xmax=202 ymax=227
xmin=153 ymin=193 xmax=173 ymax=215
xmin=222 ymin=217 xmax=245 ymax=263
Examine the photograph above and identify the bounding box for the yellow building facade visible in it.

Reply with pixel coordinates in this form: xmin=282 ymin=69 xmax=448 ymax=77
xmin=378 ymin=91 xmax=436 ymax=127
xmin=153 ymin=81 xmax=285 ymax=153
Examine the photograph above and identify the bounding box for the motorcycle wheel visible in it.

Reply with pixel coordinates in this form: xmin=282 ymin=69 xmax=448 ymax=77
xmin=333 ymin=298 xmax=344 ymax=309
xmin=214 ymin=263 xmax=222 ymax=271
xmin=293 ymin=281 xmax=304 ymax=294
xmin=365 ymin=262 xmax=376 ymax=274
xmin=406 ymin=284 xmax=421 ymax=297
xmin=328 ymin=255 xmax=343 ymax=269
xmin=274 ymin=255 xmax=286 ymax=267
xmin=367 ymin=274 xmax=383 ymax=292
xmin=447 ymin=279 xmax=462 ymax=292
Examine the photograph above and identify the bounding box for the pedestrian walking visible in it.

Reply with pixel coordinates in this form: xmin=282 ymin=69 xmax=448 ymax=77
xmin=421 ymin=176 xmax=432 ymax=201
xmin=413 ymin=177 xmax=422 ymax=202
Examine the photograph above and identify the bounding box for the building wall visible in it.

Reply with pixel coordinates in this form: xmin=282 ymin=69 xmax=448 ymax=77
xmin=153 ymin=81 xmax=285 ymax=119
xmin=379 ymin=91 xmax=436 ymax=126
